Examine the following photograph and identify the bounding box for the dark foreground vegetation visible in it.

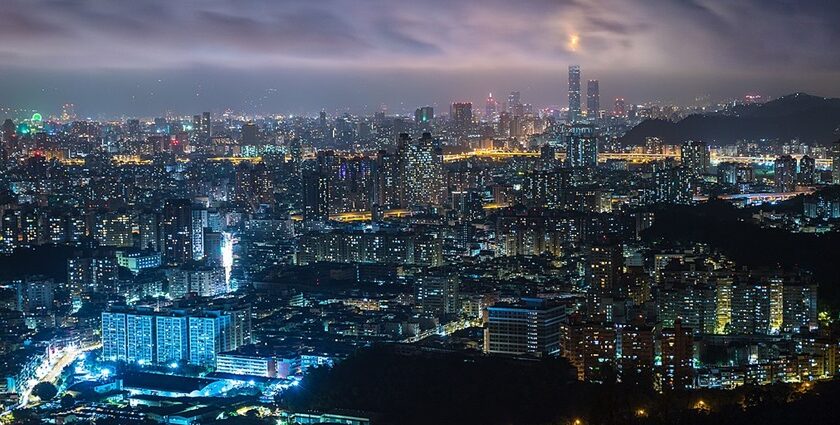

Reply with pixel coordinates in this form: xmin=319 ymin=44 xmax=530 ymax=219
xmin=282 ymin=346 xmax=840 ymax=425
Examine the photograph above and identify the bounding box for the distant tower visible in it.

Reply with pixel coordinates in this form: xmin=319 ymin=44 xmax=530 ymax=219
xmin=586 ymin=80 xmax=600 ymax=119
xmin=568 ymin=65 xmax=581 ymax=122
xmin=614 ymin=98 xmax=627 ymax=118
xmin=485 ymin=93 xmax=498 ymax=118
xmin=507 ymin=91 xmax=522 ymax=117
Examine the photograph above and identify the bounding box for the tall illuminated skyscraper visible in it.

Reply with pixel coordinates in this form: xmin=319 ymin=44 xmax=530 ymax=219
xmin=568 ymin=65 xmax=581 ymax=122
xmin=586 ymin=80 xmax=599 ymax=119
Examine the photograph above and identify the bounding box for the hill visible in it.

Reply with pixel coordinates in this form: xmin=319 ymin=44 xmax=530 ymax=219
xmin=620 ymin=93 xmax=840 ymax=145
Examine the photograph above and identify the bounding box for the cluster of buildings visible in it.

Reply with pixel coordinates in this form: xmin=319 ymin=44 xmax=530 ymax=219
xmin=0 ymin=72 xmax=838 ymax=422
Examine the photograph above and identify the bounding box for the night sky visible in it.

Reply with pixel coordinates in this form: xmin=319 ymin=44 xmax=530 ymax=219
xmin=1 ymin=0 xmax=838 ymax=117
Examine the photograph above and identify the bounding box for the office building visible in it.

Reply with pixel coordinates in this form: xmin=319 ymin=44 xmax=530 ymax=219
xmin=568 ymin=65 xmax=581 ymax=122
xmin=484 ymin=298 xmax=566 ymax=357
xmin=586 ymin=79 xmax=599 ymax=119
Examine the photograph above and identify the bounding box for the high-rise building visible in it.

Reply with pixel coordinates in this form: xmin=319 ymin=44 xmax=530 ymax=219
xmin=241 ymin=121 xmax=259 ymax=145
xmin=586 ymin=79 xmax=600 ymax=119
xmin=564 ymin=124 xmax=597 ymax=168
xmin=613 ymin=98 xmax=626 ymax=117
xmin=414 ymin=106 xmax=434 ymax=126
xmin=652 ymin=165 xmax=693 ymax=205
xmin=302 ymin=170 xmax=330 ymax=221
xmin=126 ymin=312 xmax=155 ymax=365
xmin=191 ymin=207 xmax=207 ymax=261
xmin=774 ymin=155 xmax=797 ymax=192
xmin=659 ymin=320 xmax=694 ymax=390
xmin=798 ymin=155 xmax=816 ymax=184
xmin=617 ymin=321 xmax=655 ymax=385
xmin=101 ymin=305 xmax=249 ymax=367
xmin=484 ymin=298 xmax=566 ymax=357
xmin=156 ymin=314 xmax=188 ymax=365
xmin=101 ymin=310 xmax=128 ymax=362
xmin=568 ymin=65 xmax=581 ymax=122
xmin=450 ymin=102 xmax=473 ymax=129
xmin=15 ymin=277 xmax=55 ymax=313
xmin=415 ymin=273 xmax=460 ymax=317
xmin=162 ymin=199 xmax=193 ymax=266
xmin=680 ymin=141 xmax=709 ymax=175
xmin=832 ymin=140 xmax=840 ymax=184
xmin=485 ymin=93 xmax=498 ymax=118
xmin=167 ymin=265 xmax=228 ymax=298
xmin=507 ymin=91 xmax=523 ymax=117
xmin=397 ymin=133 xmax=444 ymax=207
xmin=560 ymin=320 xmax=617 ymax=383
xmin=93 ymin=211 xmax=134 ymax=247
xmin=586 ymin=244 xmax=622 ymax=320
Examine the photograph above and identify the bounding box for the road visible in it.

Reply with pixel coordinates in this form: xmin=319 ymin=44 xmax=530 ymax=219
xmin=18 ymin=343 xmax=101 ymax=408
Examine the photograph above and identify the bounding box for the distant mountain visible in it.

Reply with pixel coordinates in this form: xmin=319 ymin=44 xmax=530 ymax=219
xmin=620 ymin=93 xmax=840 ymax=145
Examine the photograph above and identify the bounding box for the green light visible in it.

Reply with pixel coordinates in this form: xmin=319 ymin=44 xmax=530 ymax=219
xmin=31 ymin=113 xmax=42 ymax=122
xmin=17 ymin=123 xmax=30 ymax=135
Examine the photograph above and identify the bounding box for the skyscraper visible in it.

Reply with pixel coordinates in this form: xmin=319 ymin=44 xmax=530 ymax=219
xmin=507 ymin=91 xmax=523 ymax=117
xmin=614 ymin=98 xmax=626 ymax=117
xmin=831 ymin=140 xmax=840 ymax=184
xmin=568 ymin=65 xmax=581 ymax=122
xmin=485 ymin=93 xmax=498 ymax=118
xmin=586 ymin=79 xmax=600 ymax=119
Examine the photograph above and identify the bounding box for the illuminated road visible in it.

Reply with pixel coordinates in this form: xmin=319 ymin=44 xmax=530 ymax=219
xmin=694 ymin=188 xmax=815 ymax=203
xmin=442 ymin=149 xmax=832 ymax=168
xmin=18 ymin=343 xmax=101 ymax=408
xmin=402 ymin=318 xmax=481 ymax=343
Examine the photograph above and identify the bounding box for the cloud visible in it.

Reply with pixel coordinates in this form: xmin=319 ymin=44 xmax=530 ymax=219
xmin=0 ymin=0 xmax=838 ymax=116
xmin=0 ymin=0 xmax=837 ymax=74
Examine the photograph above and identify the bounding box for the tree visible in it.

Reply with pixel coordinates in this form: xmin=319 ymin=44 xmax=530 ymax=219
xmin=32 ymin=382 xmax=57 ymax=401
xmin=60 ymin=393 xmax=75 ymax=409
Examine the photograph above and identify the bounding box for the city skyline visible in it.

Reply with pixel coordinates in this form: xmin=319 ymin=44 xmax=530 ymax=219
xmin=1 ymin=0 xmax=839 ymax=116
